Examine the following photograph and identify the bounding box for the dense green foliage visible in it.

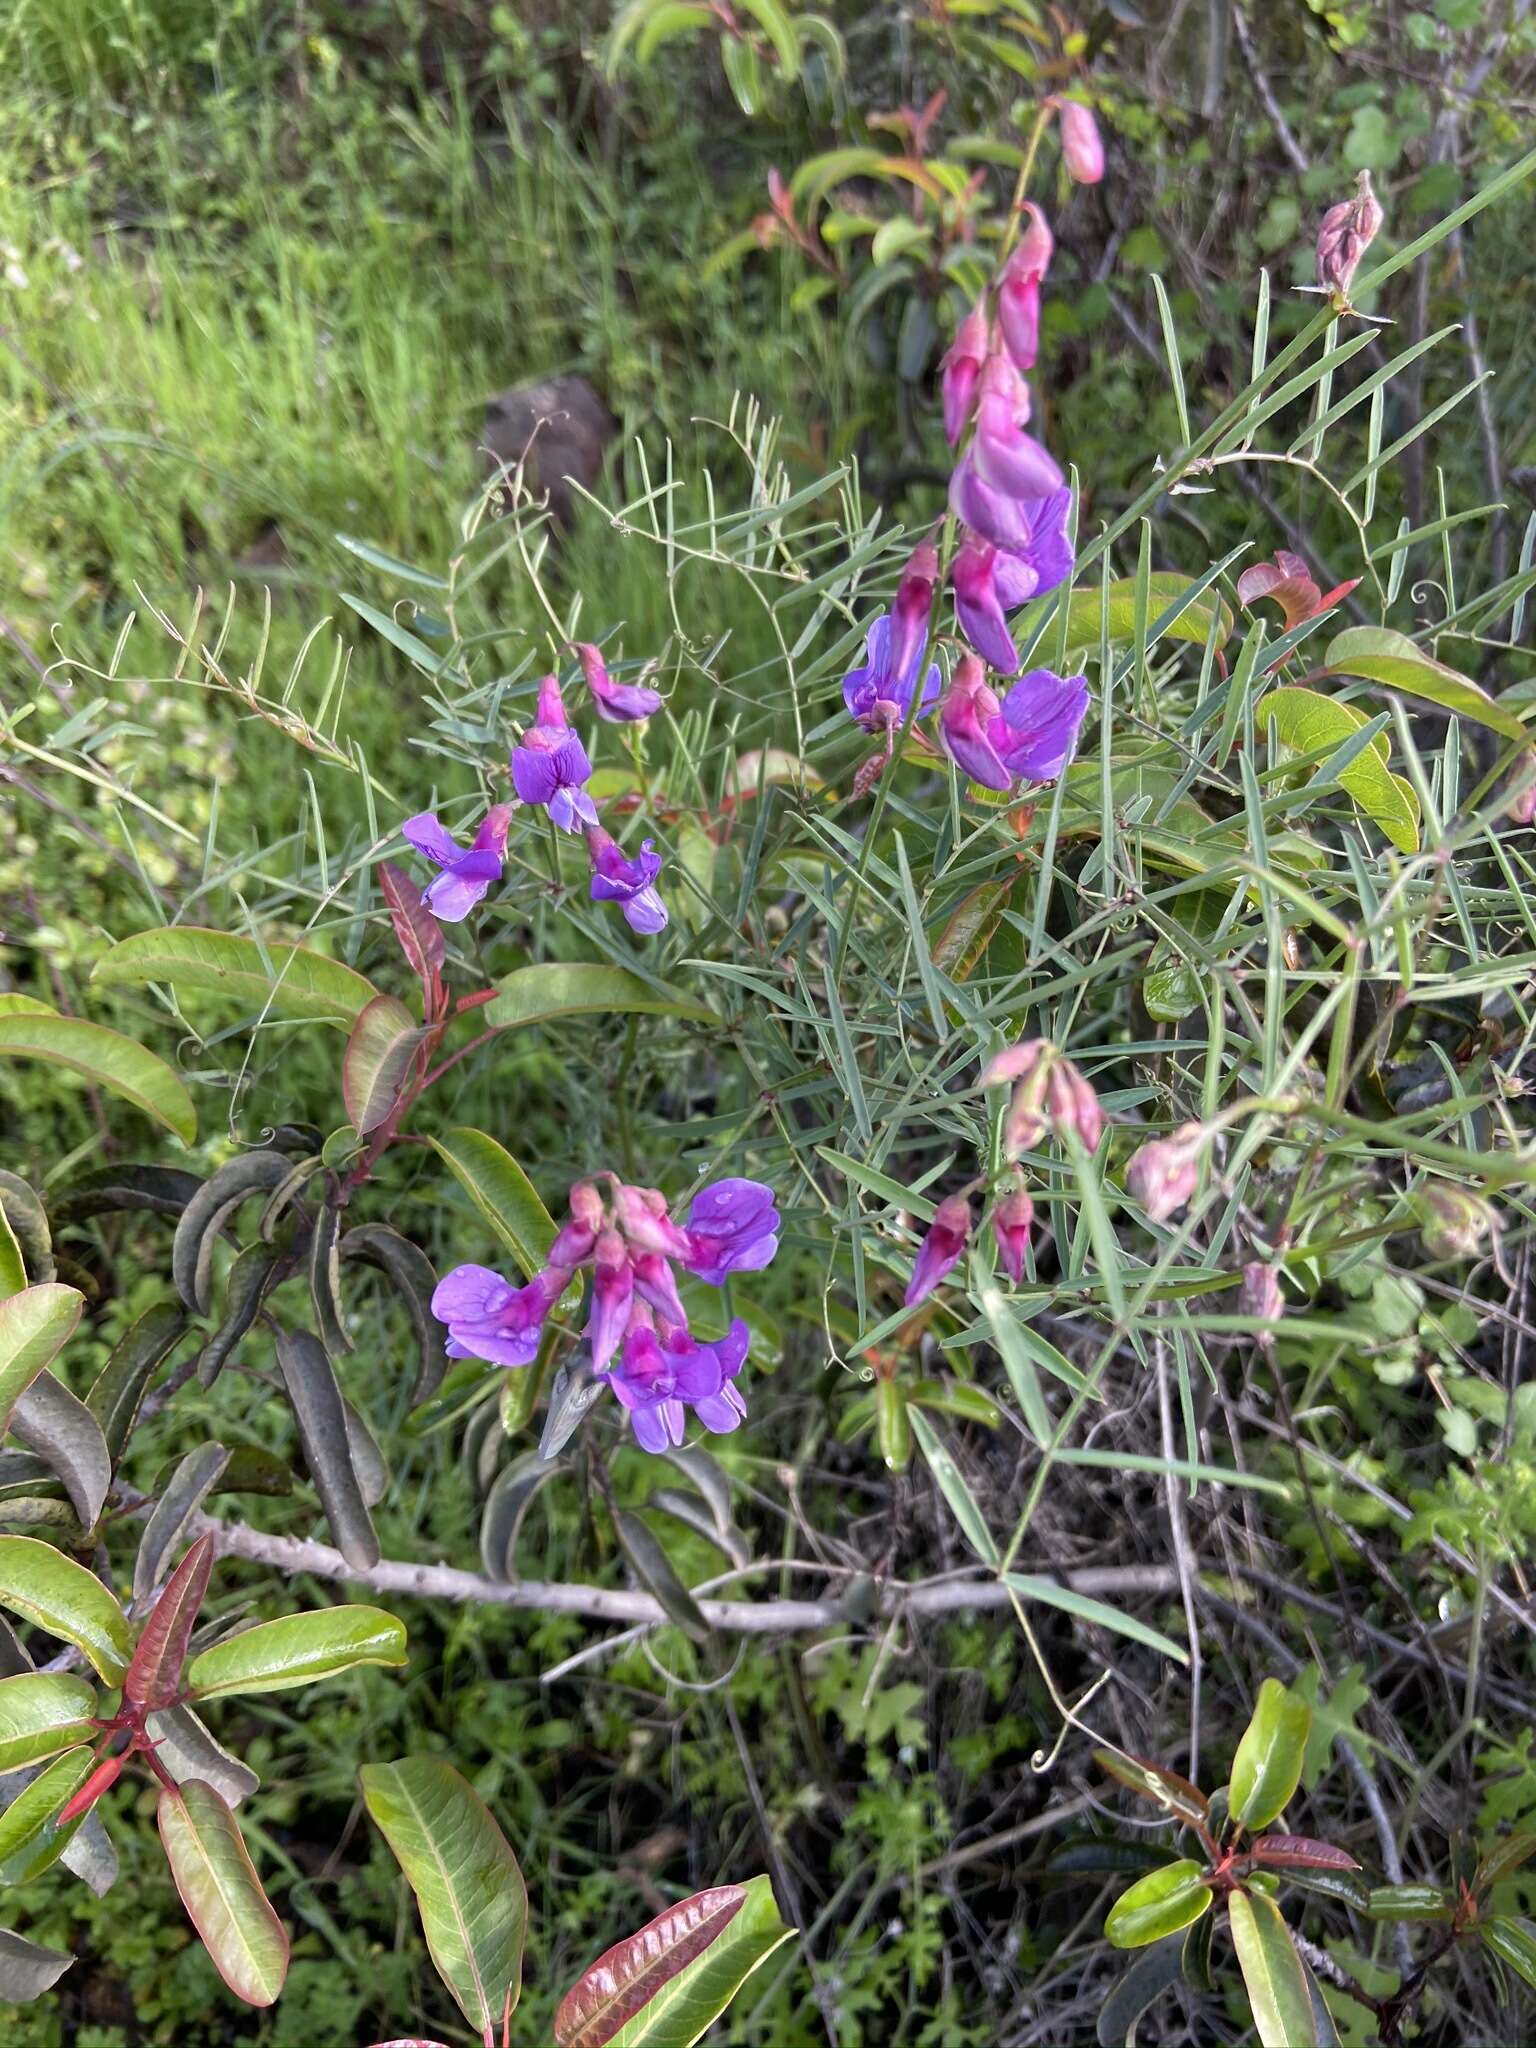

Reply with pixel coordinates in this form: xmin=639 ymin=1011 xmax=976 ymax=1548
xmin=5 ymin=4 xmax=1536 ymax=2045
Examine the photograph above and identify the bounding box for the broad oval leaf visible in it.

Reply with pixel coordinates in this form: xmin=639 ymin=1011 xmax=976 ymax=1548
xmin=429 ymin=1128 xmax=559 ymax=1280
xmin=554 ymin=1874 xmax=794 ymax=2047
xmin=1045 ymin=573 xmax=1233 ymax=657
xmin=93 ymin=927 xmax=377 ymax=1029
xmin=360 ymin=1757 xmax=527 ymax=2035
xmin=379 ymin=859 xmax=445 ymax=992
xmin=274 ymin=1328 xmax=379 ymax=1571
xmin=1226 ymin=1888 xmax=1315 ymax=2048
xmin=0 ymin=1926 xmax=74 ymax=2002
xmin=171 ymin=1150 xmax=293 ymax=1313
xmin=1229 ymin=1679 xmax=1312 ymax=1833
xmin=0 ymin=1284 xmax=83 ymax=1435
xmin=158 ymin=1778 xmax=289 ymax=2006
xmin=0 ymin=1746 xmax=95 ymax=1883
xmin=125 ymin=1532 xmax=216 ymax=1712
xmin=10 ymin=1373 xmax=114 ymax=1530
xmin=1104 ymin=1860 xmax=1211 ymax=1950
xmin=0 ymin=1535 xmax=132 ymax=1683
xmin=1326 ymin=624 xmax=1527 ymax=741
xmin=0 ymin=1013 xmax=195 ymax=1144
xmin=187 ymin=1606 xmax=407 ymax=1700
xmin=342 ymin=993 xmax=421 ymax=1135
xmin=145 ymin=1704 xmax=260 ymax=1807
xmin=1264 ymin=686 xmax=1419 ymax=853
xmin=1481 ymin=1913 xmax=1536 ymax=1991
xmin=485 ymin=963 xmax=714 ymax=1033
xmin=0 ymin=1673 xmax=98 ymax=1773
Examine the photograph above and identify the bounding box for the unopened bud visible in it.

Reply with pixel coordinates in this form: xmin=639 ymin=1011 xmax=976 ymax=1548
xmin=1125 ymin=1122 xmax=1207 ymax=1223
xmin=1046 ymin=1059 xmax=1106 ymax=1155
xmin=1415 ymin=1182 xmax=1496 ymax=1261
xmin=904 ymin=1193 xmax=973 ymax=1308
xmin=1240 ymin=1260 xmax=1285 ymax=1326
xmin=888 ymin=540 xmax=939 ymax=688
xmin=1507 ymin=752 xmax=1536 ymax=826
xmin=992 ymin=1186 xmax=1035 ymax=1284
xmin=1057 ymin=100 xmax=1105 ymax=185
xmin=1316 ymin=171 xmax=1384 ymax=303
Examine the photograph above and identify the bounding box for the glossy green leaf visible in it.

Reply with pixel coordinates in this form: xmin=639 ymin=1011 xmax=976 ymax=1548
xmin=158 ymin=1779 xmax=289 ymax=2006
xmin=1229 ymin=1679 xmax=1312 ymax=1833
xmin=1227 ymin=1888 xmax=1316 ymax=2047
xmin=0 ymin=1674 xmax=98 ymax=1773
xmin=0 ymin=1284 xmax=83 ymax=1434
xmin=1326 ymin=624 xmax=1527 ymax=740
xmin=1104 ymin=1861 xmax=1211 ymax=1949
xmin=93 ymin=926 xmax=376 ymax=1028
xmin=0 ymin=1536 xmax=131 ymax=1684
xmin=0 ymin=1014 xmax=196 ymax=1144
xmin=1365 ymin=1883 xmax=1453 ymax=1920
xmin=486 ymin=962 xmax=713 ymax=1034
xmin=1481 ymin=1914 xmax=1536 ymax=1990
xmin=1264 ymin=687 xmax=1419 ymax=853
xmin=554 ymin=1873 xmax=794 ymax=2047
xmin=0 ymin=1746 xmax=94 ymax=1884
xmin=0 ymin=1205 xmax=24 ymax=1298
xmin=342 ymin=993 xmax=421 ymax=1135
xmin=187 ymin=1606 xmax=407 ymax=1700
xmin=429 ymin=1127 xmax=558 ymax=1280
xmin=1473 ymin=1830 xmax=1536 ymax=1898
xmin=1051 ymin=574 xmax=1233 ymax=655
xmin=360 ymin=1757 xmax=527 ymax=2035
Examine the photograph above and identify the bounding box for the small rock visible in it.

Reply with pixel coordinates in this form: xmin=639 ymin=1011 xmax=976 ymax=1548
xmin=480 ymin=374 xmax=616 ymax=530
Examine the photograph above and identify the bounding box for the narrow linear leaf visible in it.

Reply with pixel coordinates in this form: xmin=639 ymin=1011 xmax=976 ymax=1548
xmin=1004 ymin=1573 xmax=1188 ymax=1665
xmin=614 ymin=1512 xmax=711 ymax=1644
xmin=908 ymin=1409 xmax=998 ymax=1567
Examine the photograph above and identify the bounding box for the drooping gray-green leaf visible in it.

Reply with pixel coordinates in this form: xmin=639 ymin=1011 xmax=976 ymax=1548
xmin=10 ymin=1373 xmax=113 ymax=1529
xmin=172 ymin=1152 xmax=293 ymax=1314
xmin=339 ymin=1224 xmax=441 ymax=1407
xmin=274 ymin=1327 xmax=379 ymax=1571
xmin=86 ymin=1302 xmax=188 ymax=1463
xmin=133 ymin=1443 xmax=231 ymax=1604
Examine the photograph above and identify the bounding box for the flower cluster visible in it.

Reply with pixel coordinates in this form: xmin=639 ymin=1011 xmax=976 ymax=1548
xmin=431 ymin=1173 xmax=780 ymax=1453
xmin=399 ymin=646 xmax=672 ymax=935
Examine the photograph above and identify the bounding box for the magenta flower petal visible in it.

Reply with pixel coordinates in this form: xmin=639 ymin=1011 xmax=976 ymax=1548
xmin=683 ymin=1179 xmax=779 ymax=1284
xmin=953 ymin=536 xmax=1023 ymax=675
xmin=904 ymin=1194 xmax=972 ymax=1307
xmin=401 ymin=812 xmax=460 ymax=865
xmin=574 ymin=642 xmax=664 ymax=723
xmin=998 ymin=668 xmax=1090 ymax=781
xmin=588 ymin=830 xmax=668 ymax=936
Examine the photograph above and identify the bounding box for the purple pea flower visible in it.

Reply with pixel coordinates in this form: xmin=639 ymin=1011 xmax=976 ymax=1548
xmin=573 ymin=642 xmax=664 ymax=723
xmin=430 ymin=1261 xmax=568 ymax=1368
xmin=682 ymin=1178 xmax=780 ymax=1285
xmin=905 ymin=1193 xmax=972 ymax=1308
xmin=842 ymin=615 xmax=943 ymax=734
xmin=613 ymin=1182 xmax=693 ymax=1260
xmin=586 ymin=826 xmax=668 ymax=936
xmin=511 ymin=675 xmax=598 ymax=832
xmin=940 ymin=656 xmax=1088 ymax=792
xmin=997 ymin=204 xmax=1053 ymax=372
xmin=970 ymin=355 xmax=1064 ymax=503
xmin=604 ymin=1309 xmax=750 ymax=1452
xmin=586 ymin=1229 xmax=633 ymax=1372
xmin=952 ymin=489 xmax=1074 ymax=675
xmin=400 ymin=804 xmax=511 ymax=923
xmin=950 ymin=445 xmax=1066 ymax=556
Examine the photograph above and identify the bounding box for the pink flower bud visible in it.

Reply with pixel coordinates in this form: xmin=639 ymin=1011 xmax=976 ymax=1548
xmin=996 ymin=205 xmax=1053 ymax=371
xmin=587 ymin=1230 xmax=634 ymax=1371
xmin=904 ymin=1193 xmax=973 ymax=1308
xmin=1240 ymin=1260 xmax=1284 ymax=1325
xmin=1125 ymin=1122 xmax=1207 ymax=1222
xmin=1045 ymin=1059 xmax=1106 ymax=1155
xmin=982 ymin=1036 xmax=1051 ymax=1088
xmin=549 ymin=1179 xmax=604 ymax=1267
xmin=1057 ymin=100 xmax=1104 ymax=184
xmin=1316 ymin=171 xmax=1384 ymax=303
xmin=992 ymin=1186 xmax=1035 ymax=1284
xmin=888 ymin=539 xmax=939 ymax=689
xmin=534 ymin=673 xmax=569 ymax=729
xmin=612 ymin=1183 xmax=691 ymax=1260
xmin=1507 ymin=753 xmax=1536 ymax=825
xmin=941 ymin=298 xmax=990 ymax=446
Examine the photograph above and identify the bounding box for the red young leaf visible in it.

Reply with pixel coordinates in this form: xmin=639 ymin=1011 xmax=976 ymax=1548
xmin=379 ymin=862 xmax=445 ymax=1007
xmin=1250 ymin=1835 xmax=1362 ymax=1872
xmin=58 ymin=1749 xmax=127 ymax=1825
xmin=123 ymin=1533 xmax=216 ymax=1712
xmin=554 ymin=1884 xmax=748 ymax=2048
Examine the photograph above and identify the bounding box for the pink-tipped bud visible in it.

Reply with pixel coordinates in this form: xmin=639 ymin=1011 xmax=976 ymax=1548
xmin=1415 ymin=1182 xmax=1496 ymax=1262
xmin=941 ymin=298 xmax=990 ymax=446
xmin=1240 ymin=1260 xmax=1284 ymax=1326
xmin=904 ymin=1193 xmax=972 ymax=1308
xmin=888 ymin=539 xmax=939 ymax=686
xmin=982 ymin=1037 xmax=1051 ymax=1089
xmin=996 ymin=205 xmax=1053 ymax=371
xmin=534 ymin=673 xmax=569 ymax=730
xmin=612 ymin=1183 xmax=692 ymax=1260
xmin=1046 ymin=1059 xmax=1106 ymax=1155
xmin=992 ymin=1186 xmax=1035 ymax=1284
xmin=549 ymin=1178 xmax=604 ymax=1268
xmin=1125 ymin=1122 xmax=1207 ymax=1222
xmin=1057 ymin=100 xmax=1105 ymax=185
xmin=1316 ymin=171 xmax=1384 ymax=303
